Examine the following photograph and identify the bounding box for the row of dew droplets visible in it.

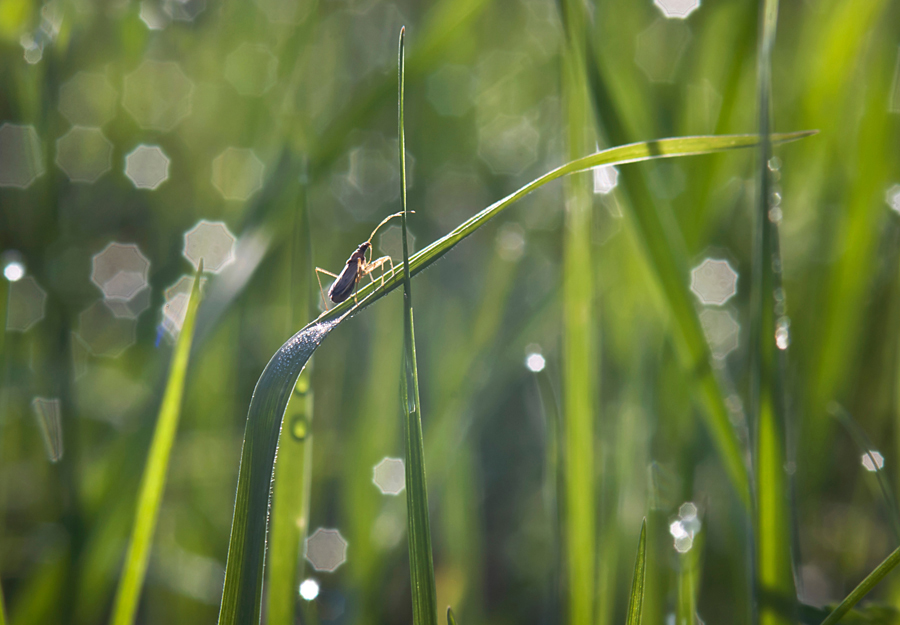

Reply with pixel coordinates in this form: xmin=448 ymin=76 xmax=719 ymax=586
xmin=767 ymin=156 xmax=791 ymax=351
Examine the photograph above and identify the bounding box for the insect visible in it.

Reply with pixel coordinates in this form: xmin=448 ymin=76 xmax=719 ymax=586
xmin=315 ymin=211 xmax=410 ymax=309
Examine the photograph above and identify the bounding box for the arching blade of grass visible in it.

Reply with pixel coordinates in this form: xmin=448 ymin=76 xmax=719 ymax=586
xmin=110 ymin=264 xmax=205 ymax=625
xmin=398 ymin=27 xmax=438 ymax=625
xmin=819 ymin=547 xmax=900 ymax=625
xmin=750 ymin=2 xmax=796 ymax=624
xmin=625 ymin=520 xmax=647 ymax=625
xmin=266 ymin=177 xmax=316 ymax=625
xmin=447 ymin=607 xmax=458 ymax=625
xmin=216 ymin=130 xmax=813 ymax=625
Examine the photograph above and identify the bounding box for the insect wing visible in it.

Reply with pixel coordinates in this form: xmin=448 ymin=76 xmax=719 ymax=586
xmin=328 ymin=261 xmax=359 ymax=303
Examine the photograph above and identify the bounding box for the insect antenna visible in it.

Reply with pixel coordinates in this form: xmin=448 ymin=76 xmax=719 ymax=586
xmin=365 ymin=210 xmax=414 ymax=246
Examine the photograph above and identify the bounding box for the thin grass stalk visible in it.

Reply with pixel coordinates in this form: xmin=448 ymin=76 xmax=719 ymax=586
xmin=829 ymin=404 xmax=900 ymax=542
xmin=625 ymin=520 xmax=647 ymax=625
xmin=267 ymin=179 xmax=315 ymax=625
xmin=559 ymin=3 xmax=597 ymax=623
xmin=819 ymin=546 xmax=900 ymax=625
xmin=398 ymin=27 xmax=438 ymax=625
xmin=749 ymin=2 xmax=796 ymax=624
xmin=109 ymin=264 xmax=204 ymax=625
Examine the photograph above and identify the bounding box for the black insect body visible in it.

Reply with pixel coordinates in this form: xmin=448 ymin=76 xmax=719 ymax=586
xmin=316 ymin=212 xmax=408 ymax=309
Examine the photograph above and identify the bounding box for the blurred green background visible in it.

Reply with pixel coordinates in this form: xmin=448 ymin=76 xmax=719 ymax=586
xmin=2 ymin=0 xmax=900 ymax=623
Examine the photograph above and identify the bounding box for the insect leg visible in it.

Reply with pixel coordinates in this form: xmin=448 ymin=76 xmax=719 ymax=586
xmin=363 ymin=256 xmax=394 ymax=288
xmin=315 ymin=267 xmax=340 ymax=310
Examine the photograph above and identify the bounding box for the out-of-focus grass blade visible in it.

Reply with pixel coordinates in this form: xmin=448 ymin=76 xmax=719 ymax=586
xmin=447 ymin=607 xmax=458 ymax=625
xmin=578 ymin=31 xmax=811 ymax=509
xmin=829 ymin=404 xmax=900 ymax=541
xmin=215 ymin=130 xmax=813 ymax=624
xmin=819 ymin=546 xmax=900 ymax=625
xmin=560 ymin=3 xmax=596 ymax=623
xmin=110 ymin=264 xmax=205 ymax=625
xmin=398 ymin=27 xmax=438 ymax=625
xmin=267 ymin=178 xmax=315 ymax=625
xmin=625 ymin=520 xmax=647 ymax=625
xmin=750 ymin=2 xmax=796 ymax=624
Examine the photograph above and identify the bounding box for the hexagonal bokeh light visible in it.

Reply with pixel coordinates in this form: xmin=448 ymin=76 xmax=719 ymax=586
xmin=6 ymin=276 xmax=47 ymax=332
xmin=690 ymin=258 xmax=738 ymax=306
xmin=478 ymin=115 xmax=539 ymax=176
xmin=654 ymin=0 xmax=700 ymax=19
xmin=183 ymin=220 xmax=236 ymax=273
xmin=224 ymin=43 xmax=278 ymax=97
xmin=862 ymin=451 xmax=885 ymax=472
xmin=372 ymin=457 xmax=405 ymax=495
xmin=426 ymin=64 xmax=474 ymax=117
xmin=31 ymin=397 xmax=63 ymax=462
xmin=160 ymin=275 xmax=205 ymax=339
xmin=635 ymin=19 xmax=691 ymax=84
xmin=211 ymin=148 xmax=264 ymax=200
xmin=139 ymin=1 xmax=169 ymax=29
xmin=376 ymin=224 xmax=413 ymax=261
xmin=593 ymin=165 xmax=619 ymax=195
xmin=123 ymin=61 xmax=194 ymax=131
xmin=885 ymin=184 xmax=900 ymax=213
xmin=305 ymin=528 xmax=348 ymax=572
xmin=254 ymin=0 xmax=312 ymax=24
xmin=125 ymin=144 xmax=170 ymax=190
xmin=92 ymin=243 xmax=151 ymax=298
xmin=163 ymin=0 xmax=206 ymax=21
xmin=58 ymin=72 xmax=118 ymax=127
xmin=56 ymin=127 xmax=113 ymax=183
xmin=699 ymin=308 xmax=739 ymax=360
xmin=0 ymin=123 xmax=45 ymax=188
xmin=78 ymin=300 xmax=137 ymax=357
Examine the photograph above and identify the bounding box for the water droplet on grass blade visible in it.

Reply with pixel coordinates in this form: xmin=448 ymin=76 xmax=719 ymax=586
xmin=289 ymin=415 xmax=308 ymax=441
xmin=31 ymin=397 xmax=63 ymax=462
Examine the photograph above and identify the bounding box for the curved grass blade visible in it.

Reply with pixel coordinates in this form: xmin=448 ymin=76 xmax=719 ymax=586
xmin=216 ymin=130 xmax=814 ymax=625
xmin=110 ymin=264 xmax=205 ymax=625
xmin=819 ymin=546 xmax=900 ymax=625
xmin=399 ymin=27 xmax=438 ymax=625
xmin=447 ymin=607 xmax=458 ymax=625
xmin=625 ymin=520 xmax=647 ymax=625
xmin=750 ymin=2 xmax=797 ymax=624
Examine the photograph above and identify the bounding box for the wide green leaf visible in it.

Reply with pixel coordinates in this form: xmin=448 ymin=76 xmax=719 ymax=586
xmin=215 ymin=130 xmax=813 ymax=625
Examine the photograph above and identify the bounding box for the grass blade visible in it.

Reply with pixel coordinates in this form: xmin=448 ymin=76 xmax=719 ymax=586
xmin=580 ymin=33 xmax=755 ymax=508
xmin=317 ymin=131 xmax=814 ymax=327
xmin=829 ymin=404 xmax=900 ymax=542
xmin=819 ymin=547 xmax=900 ymax=625
xmin=750 ymin=2 xmax=796 ymax=624
xmin=560 ymin=3 xmax=596 ymax=622
xmin=110 ymin=264 xmax=205 ymax=625
xmin=625 ymin=520 xmax=647 ymax=625
xmin=216 ymin=129 xmax=813 ymax=624
xmin=399 ymin=27 xmax=439 ymax=625
xmin=266 ymin=178 xmax=315 ymax=625
xmin=447 ymin=607 xmax=458 ymax=625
